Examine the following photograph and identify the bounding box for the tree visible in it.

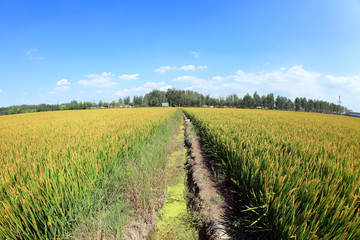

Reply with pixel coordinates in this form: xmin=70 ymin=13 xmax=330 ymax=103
xmin=133 ymin=96 xmax=143 ymax=106
xmin=253 ymin=91 xmax=261 ymax=108
xmin=117 ymin=98 xmax=124 ymax=107
xmin=266 ymin=93 xmax=274 ymax=109
xmin=60 ymin=104 xmax=67 ymax=111
xmin=294 ymin=98 xmax=300 ymax=111
xmin=98 ymin=100 xmax=103 ymax=108
xmin=243 ymin=94 xmax=254 ymax=108
xmin=84 ymin=102 xmax=92 ymax=109
xmin=219 ymin=97 xmax=225 ymax=106
xmin=300 ymin=97 xmax=307 ymax=111
xmin=166 ymin=88 xmax=182 ymax=107
xmin=261 ymin=95 xmax=267 ymax=108
xmin=275 ymin=96 xmax=287 ymax=110
xmin=103 ymin=102 xmax=109 ymax=108
xmin=124 ymin=96 xmax=130 ymax=105
xmin=144 ymin=90 xmax=167 ymax=107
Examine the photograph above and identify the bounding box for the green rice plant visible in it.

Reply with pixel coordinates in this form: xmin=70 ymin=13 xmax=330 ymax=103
xmin=0 ymin=108 xmax=179 ymax=239
xmin=184 ymin=108 xmax=360 ymax=239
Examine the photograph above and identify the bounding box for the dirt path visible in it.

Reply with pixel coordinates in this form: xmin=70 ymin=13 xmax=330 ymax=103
xmin=148 ymin=122 xmax=198 ymax=240
xmin=146 ymin=114 xmax=233 ymax=240
xmin=184 ymin=117 xmax=232 ymax=240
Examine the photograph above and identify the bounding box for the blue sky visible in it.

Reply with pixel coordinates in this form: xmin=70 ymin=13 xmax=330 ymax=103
xmin=1 ymin=0 xmax=360 ymax=111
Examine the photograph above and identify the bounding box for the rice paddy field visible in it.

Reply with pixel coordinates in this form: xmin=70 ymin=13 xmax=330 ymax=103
xmin=2 ymin=107 xmax=360 ymax=239
xmin=184 ymin=108 xmax=360 ymax=239
xmin=0 ymin=108 xmax=180 ymax=239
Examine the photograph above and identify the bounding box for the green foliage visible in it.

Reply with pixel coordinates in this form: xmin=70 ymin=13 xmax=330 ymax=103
xmin=0 ymin=89 xmax=349 ymax=116
xmin=0 ymin=108 xmax=180 ymax=239
xmin=184 ymin=108 xmax=360 ymax=239
xmin=144 ymin=89 xmax=167 ymax=107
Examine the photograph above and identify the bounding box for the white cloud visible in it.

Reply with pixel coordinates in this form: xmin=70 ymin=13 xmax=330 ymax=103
xmin=326 ymin=75 xmax=360 ymax=88
xmin=113 ymin=81 xmax=168 ymax=97
xmin=201 ymin=65 xmax=360 ymax=110
xmin=55 ymin=86 xmax=70 ymax=91
xmin=118 ymin=73 xmax=140 ymax=80
xmin=173 ymin=76 xmax=198 ymax=82
xmin=191 ymin=51 xmax=199 ymax=58
xmin=26 ymin=48 xmax=37 ymax=55
xmin=173 ymin=75 xmax=220 ymax=92
xmin=212 ymin=76 xmax=225 ymax=81
xmin=26 ymin=48 xmax=44 ymax=60
xmin=198 ymin=65 xmax=208 ymax=70
xmin=113 ymin=90 xmax=127 ymax=96
xmin=155 ymin=65 xmax=207 ymax=73
xmin=325 ymin=74 xmax=360 ymax=99
xmin=97 ymin=90 xmax=103 ymax=93
xmin=78 ymin=72 xmax=117 ymax=88
xmin=56 ymin=79 xmax=70 ymax=86
xmin=160 ymin=85 xmax=173 ymax=91
xmin=54 ymin=79 xmax=70 ymax=92
xmin=179 ymin=65 xmax=196 ymax=71
xmin=48 ymin=91 xmax=57 ymax=95
xmin=0 ymin=89 xmax=2 ymax=93
xmin=231 ymin=66 xmax=324 ymax=97
xmin=143 ymin=82 xmax=166 ymax=88
xmin=170 ymin=66 xmax=326 ymax=101
xmin=155 ymin=66 xmax=173 ymax=73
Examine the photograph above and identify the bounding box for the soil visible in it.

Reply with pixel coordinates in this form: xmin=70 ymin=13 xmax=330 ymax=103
xmin=184 ymin=116 xmax=232 ymax=240
xmin=148 ymin=123 xmax=198 ymax=240
xmin=126 ymin=114 xmax=241 ymax=240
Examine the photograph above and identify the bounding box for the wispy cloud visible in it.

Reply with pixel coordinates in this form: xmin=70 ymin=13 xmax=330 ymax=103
xmin=26 ymin=48 xmax=37 ymax=55
xmin=179 ymin=65 xmax=196 ymax=71
xmin=160 ymin=85 xmax=172 ymax=91
xmin=26 ymin=48 xmax=44 ymax=60
xmin=118 ymin=73 xmax=140 ymax=80
xmin=113 ymin=81 xmax=170 ymax=97
xmin=231 ymin=65 xmax=324 ymax=97
xmin=155 ymin=65 xmax=207 ymax=73
xmin=0 ymin=89 xmax=3 ymax=93
xmin=56 ymin=79 xmax=70 ymax=86
xmin=173 ymin=75 xmax=198 ymax=82
xmin=155 ymin=66 xmax=172 ymax=73
xmin=173 ymin=75 xmax=220 ymax=91
xmin=78 ymin=72 xmax=117 ymax=88
xmin=172 ymin=66 xmax=359 ymax=110
xmin=54 ymin=79 xmax=70 ymax=91
xmin=191 ymin=51 xmax=199 ymax=58
xmin=198 ymin=65 xmax=208 ymax=70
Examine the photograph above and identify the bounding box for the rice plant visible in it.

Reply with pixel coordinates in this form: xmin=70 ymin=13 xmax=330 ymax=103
xmin=0 ymin=108 xmax=178 ymax=239
xmin=184 ymin=108 xmax=360 ymax=239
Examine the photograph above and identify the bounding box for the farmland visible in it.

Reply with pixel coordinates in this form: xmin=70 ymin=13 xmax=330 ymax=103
xmin=184 ymin=108 xmax=360 ymax=239
xmin=0 ymin=108 xmax=180 ymax=239
xmin=1 ymin=107 xmax=360 ymax=239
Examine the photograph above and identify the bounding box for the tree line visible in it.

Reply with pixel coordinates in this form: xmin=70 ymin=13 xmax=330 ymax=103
xmin=0 ymin=89 xmax=350 ymax=115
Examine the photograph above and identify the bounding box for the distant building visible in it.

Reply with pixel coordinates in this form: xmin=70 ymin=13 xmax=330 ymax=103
xmin=162 ymin=102 xmax=169 ymax=107
xmin=349 ymin=112 xmax=360 ymax=118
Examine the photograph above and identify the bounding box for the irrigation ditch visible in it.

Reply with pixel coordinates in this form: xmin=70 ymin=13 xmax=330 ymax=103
xmin=139 ymin=113 xmax=235 ymax=240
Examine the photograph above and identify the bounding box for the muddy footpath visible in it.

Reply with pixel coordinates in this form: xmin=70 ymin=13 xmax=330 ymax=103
xmin=144 ymin=115 xmax=233 ymax=240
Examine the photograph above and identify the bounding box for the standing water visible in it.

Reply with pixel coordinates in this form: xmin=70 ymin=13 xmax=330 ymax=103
xmin=148 ymin=123 xmax=198 ymax=240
